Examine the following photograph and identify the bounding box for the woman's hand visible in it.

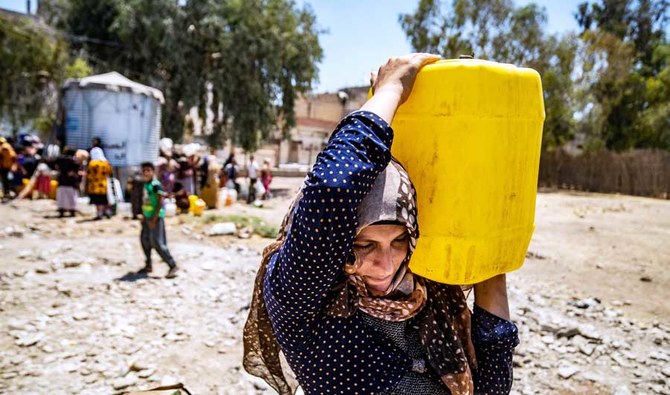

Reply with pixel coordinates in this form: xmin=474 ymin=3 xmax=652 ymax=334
xmin=360 ymin=53 xmax=441 ymax=124
xmin=474 ymin=274 xmax=511 ymax=320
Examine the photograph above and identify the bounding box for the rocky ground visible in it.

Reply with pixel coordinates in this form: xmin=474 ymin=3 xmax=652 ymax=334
xmin=0 ymin=179 xmax=668 ymax=395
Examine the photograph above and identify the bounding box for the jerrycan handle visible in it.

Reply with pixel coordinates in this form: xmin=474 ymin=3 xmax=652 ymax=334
xmin=458 ymin=53 xmax=474 ymax=59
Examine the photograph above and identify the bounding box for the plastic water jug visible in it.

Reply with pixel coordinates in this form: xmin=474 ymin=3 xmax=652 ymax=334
xmin=164 ymin=198 xmax=177 ymax=217
xmin=390 ymin=59 xmax=545 ymax=284
xmin=193 ymin=198 xmax=206 ymax=216
xmin=188 ymin=195 xmax=198 ymax=213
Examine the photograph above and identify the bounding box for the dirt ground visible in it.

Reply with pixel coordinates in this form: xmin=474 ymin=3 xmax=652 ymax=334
xmin=0 ymin=178 xmax=668 ymax=395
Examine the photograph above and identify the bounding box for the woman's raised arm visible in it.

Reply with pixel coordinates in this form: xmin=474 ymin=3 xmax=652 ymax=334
xmin=264 ymin=54 xmax=440 ymax=353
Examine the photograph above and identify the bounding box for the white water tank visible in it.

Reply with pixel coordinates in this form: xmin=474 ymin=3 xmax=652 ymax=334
xmin=62 ymin=72 xmax=164 ymax=167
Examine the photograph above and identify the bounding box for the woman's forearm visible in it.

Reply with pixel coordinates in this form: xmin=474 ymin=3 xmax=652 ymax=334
xmin=265 ymin=111 xmax=394 ymax=351
xmin=359 ymin=87 xmax=402 ymax=125
xmin=473 ymin=274 xmax=511 ymax=320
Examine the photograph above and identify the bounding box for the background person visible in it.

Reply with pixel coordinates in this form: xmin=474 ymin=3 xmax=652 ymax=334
xmin=260 ymin=158 xmax=273 ymax=199
xmin=138 ymin=162 xmax=178 ymax=278
xmin=35 ymin=159 xmax=52 ymax=199
xmin=175 ymin=155 xmax=195 ymax=196
xmin=0 ymin=137 xmax=17 ymax=201
xmin=55 ymin=148 xmax=85 ymax=217
xmin=246 ymin=155 xmax=259 ymax=203
xmin=86 ymin=147 xmax=113 ymax=220
xmin=224 ymin=158 xmax=240 ymax=194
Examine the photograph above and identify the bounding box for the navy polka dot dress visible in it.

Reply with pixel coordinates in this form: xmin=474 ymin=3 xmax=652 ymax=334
xmin=264 ymin=111 xmax=519 ymax=394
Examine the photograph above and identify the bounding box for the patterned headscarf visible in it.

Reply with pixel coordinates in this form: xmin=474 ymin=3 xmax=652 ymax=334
xmin=243 ymin=159 xmax=477 ymax=395
xmin=339 ymin=159 xmax=426 ymax=321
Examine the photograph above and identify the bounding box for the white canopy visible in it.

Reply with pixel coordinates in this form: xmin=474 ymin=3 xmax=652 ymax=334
xmin=63 ymin=71 xmax=165 ymax=104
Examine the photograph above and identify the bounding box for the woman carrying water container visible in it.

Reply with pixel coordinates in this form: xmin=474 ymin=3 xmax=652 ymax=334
xmin=244 ymin=54 xmax=519 ymax=395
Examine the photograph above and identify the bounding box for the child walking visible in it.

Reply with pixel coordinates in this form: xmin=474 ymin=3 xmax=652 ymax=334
xmin=139 ymin=162 xmax=179 ymax=278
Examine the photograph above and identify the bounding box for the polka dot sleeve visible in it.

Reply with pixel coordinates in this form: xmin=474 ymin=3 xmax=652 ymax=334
xmin=471 ymin=304 xmax=520 ymax=394
xmin=264 ymin=111 xmax=394 ymax=352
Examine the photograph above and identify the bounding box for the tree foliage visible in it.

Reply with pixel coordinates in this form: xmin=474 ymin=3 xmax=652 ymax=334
xmin=40 ymin=0 xmax=322 ymax=151
xmin=575 ymin=0 xmax=670 ymax=150
xmin=400 ymin=0 xmax=670 ymax=152
xmin=400 ymin=0 xmax=577 ymax=151
xmin=0 ymin=14 xmax=68 ymax=135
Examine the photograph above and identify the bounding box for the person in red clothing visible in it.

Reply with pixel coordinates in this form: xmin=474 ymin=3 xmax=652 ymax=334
xmin=260 ymin=159 xmax=273 ymax=199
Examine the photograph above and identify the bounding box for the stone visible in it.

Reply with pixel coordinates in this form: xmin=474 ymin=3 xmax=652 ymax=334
xmin=540 ymin=323 xmax=561 ymax=334
xmin=650 ymin=351 xmax=670 ymax=362
xmin=129 ymin=360 xmax=151 ymax=372
xmin=579 ymin=343 xmax=595 ymax=356
xmin=613 ymin=386 xmax=632 ymax=395
xmin=62 ymin=258 xmax=84 ymax=268
xmin=611 ymin=353 xmax=630 ymax=368
xmin=603 ymin=309 xmax=620 ymax=319
xmin=204 ymin=340 xmax=216 ymax=348
xmin=73 ymin=311 xmax=89 ymax=321
xmin=138 ymin=368 xmax=156 ymax=379
xmin=4 ymin=226 xmax=24 ymax=237
xmin=662 ymin=366 xmax=670 ymax=378
xmin=112 ymin=374 xmax=138 ymax=390
xmin=569 ymin=297 xmax=600 ymax=309
xmin=557 ymin=365 xmax=580 ymax=379
xmin=578 ymin=324 xmax=602 ymax=341
xmin=556 ymin=326 xmax=580 ymax=339
xmin=237 ymin=228 xmax=252 ymax=239
xmin=7 ymin=318 xmax=28 ymax=331
xmin=207 ymin=222 xmax=237 ymax=236
xmin=41 ymin=344 xmax=55 ymax=353
xmin=15 ymin=332 xmax=45 ymax=347
xmin=63 ymin=362 xmax=80 ymax=373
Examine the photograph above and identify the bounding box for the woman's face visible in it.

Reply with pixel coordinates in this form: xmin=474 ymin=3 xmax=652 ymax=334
xmin=353 ymin=224 xmax=409 ymax=295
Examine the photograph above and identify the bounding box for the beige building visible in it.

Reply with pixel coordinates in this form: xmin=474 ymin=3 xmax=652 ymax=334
xmin=269 ymin=86 xmax=369 ymax=169
xmin=195 ymin=86 xmax=370 ymax=171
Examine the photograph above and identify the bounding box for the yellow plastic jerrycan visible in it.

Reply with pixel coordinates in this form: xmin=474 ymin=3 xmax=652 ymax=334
xmin=49 ymin=180 xmax=58 ymax=200
xmin=193 ymin=198 xmax=206 ymax=216
xmin=188 ymin=194 xmax=198 ymax=213
xmin=390 ymin=59 xmax=545 ymax=284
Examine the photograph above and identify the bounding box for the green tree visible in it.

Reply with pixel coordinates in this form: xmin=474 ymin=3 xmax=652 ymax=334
xmin=400 ymin=0 xmax=577 ymax=150
xmin=50 ymin=0 xmax=323 ymax=151
xmin=0 ymin=14 xmax=68 ymax=135
xmin=55 ymin=0 xmax=189 ymax=140
xmin=110 ymin=0 xmax=190 ymax=141
xmin=65 ymin=57 xmax=93 ymax=79
xmin=178 ymin=0 xmax=322 ymax=151
xmin=575 ymin=0 xmax=669 ymax=150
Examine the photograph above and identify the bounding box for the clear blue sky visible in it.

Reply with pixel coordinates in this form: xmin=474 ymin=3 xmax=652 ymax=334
xmin=1 ymin=0 xmax=583 ymax=92
xmin=299 ymin=0 xmax=582 ymax=91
